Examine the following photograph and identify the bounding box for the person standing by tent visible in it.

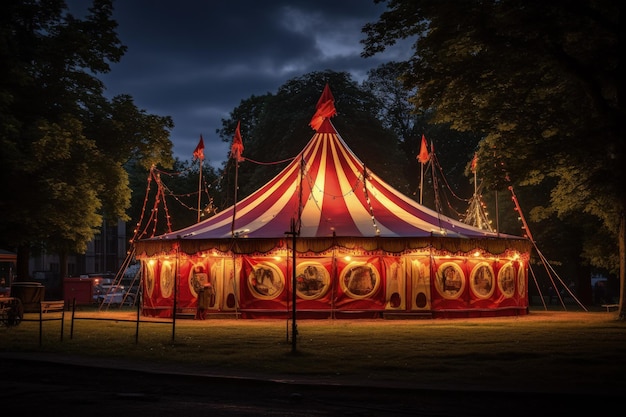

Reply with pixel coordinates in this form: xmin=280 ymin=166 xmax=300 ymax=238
xmin=196 ymin=283 xmax=211 ymax=320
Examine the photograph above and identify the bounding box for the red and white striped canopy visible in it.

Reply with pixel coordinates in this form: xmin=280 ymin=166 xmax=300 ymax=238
xmin=153 ymin=118 xmax=513 ymax=241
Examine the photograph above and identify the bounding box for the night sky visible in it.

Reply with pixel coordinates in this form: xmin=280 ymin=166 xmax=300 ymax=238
xmin=71 ymin=0 xmax=412 ymax=167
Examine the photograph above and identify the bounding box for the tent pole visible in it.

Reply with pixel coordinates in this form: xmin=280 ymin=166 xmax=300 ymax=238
xmin=285 ymin=218 xmax=298 ymax=353
xmin=172 ymin=239 xmax=180 ymax=342
xmin=285 ymin=238 xmax=290 ymax=342
xmin=430 ymin=144 xmax=442 ymax=213
xmin=197 ymin=157 xmax=202 ymax=222
xmin=495 ymin=190 xmax=499 ymax=234
xmin=231 ymin=159 xmax=239 ymax=236
xmin=292 ymin=220 xmax=297 ymax=353
xmin=331 ymin=232 xmax=337 ymax=320
xmin=230 ymin=251 xmax=239 ymax=317
xmin=420 ymin=162 xmax=424 ymax=205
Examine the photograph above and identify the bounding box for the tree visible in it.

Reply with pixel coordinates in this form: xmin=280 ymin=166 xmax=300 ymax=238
xmin=216 ymin=70 xmax=406 ymax=202
xmin=362 ymin=62 xmax=417 ymax=143
xmin=362 ymin=0 xmax=624 ymax=316
xmin=363 ymin=62 xmax=486 ymax=220
xmin=0 ymin=0 xmax=174 ymax=281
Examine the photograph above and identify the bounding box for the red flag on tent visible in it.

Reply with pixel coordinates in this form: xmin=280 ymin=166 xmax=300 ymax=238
xmin=230 ymin=120 xmax=244 ymax=162
xmin=193 ymin=135 xmax=205 ymax=160
xmin=471 ymin=153 xmax=478 ymax=173
xmin=309 ymin=83 xmax=337 ymax=131
xmin=417 ymin=135 xmax=430 ymax=164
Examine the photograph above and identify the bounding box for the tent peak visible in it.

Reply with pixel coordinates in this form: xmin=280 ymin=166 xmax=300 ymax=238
xmin=309 ymin=84 xmax=337 ymax=131
xmin=316 ymin=118 xmax=335 ymax=134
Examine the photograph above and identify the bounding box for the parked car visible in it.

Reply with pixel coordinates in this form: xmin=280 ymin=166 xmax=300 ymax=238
xmin=88 ymin=273 xmax=115 ymax=287
xmin=93 ymin=284 xmax=134 ymax=306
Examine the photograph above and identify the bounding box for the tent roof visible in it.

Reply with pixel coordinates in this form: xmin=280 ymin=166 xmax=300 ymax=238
xmin=144 ymin=118 xmax=524 ymax=245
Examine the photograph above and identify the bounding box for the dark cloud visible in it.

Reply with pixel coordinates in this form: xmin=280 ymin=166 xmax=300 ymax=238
xmin=89 ymin=0 xmax=410 ymax=167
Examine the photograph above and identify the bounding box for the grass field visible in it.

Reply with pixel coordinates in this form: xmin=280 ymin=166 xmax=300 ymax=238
xmin=1 ymin=306 xmax=625 ymax=394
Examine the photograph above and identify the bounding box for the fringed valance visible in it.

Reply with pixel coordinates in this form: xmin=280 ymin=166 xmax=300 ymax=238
xmin=135 ymin=235 xmax=532 ymax=258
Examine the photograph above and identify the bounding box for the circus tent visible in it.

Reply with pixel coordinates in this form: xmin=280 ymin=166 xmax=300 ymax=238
xmin=134 ymin=86 xmax=532 ymax=319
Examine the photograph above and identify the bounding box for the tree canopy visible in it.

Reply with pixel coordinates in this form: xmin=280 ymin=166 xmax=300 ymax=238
xmin=216 ymin=70 xmax=407 ymax=203
xmin=0 ymin=0 xmax=174 ymax=278
xmin=362 ymin=62 xmax=486 ymax=220
xmin=362 ymin=0 xmax=624 ymax=315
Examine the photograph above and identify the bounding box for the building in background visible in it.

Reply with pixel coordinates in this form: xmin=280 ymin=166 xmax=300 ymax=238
xmin=27 ymin=219 xmax=127 ymax=296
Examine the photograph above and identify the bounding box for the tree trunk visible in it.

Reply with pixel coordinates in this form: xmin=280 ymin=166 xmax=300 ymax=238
xmin=56 ymin=250 xmax=68 ymax=301
xmin=577 ymin=262 xmax=592 ymax=305
xmin=16 ymin=244 xmax=30 ymax=281
xmin=618 ymin=210 xmax=625 ymax=320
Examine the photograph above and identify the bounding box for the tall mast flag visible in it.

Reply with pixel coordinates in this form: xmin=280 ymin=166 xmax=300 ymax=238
xmin=417 ymin=134 xmax=430 ymax=164
xmin=230 ymin=120 xmax=244 ymax=235
xmin=309 ymin=83 xmax=337 ymax=131
xmin=471 ymin=152 xmax=479 ymax=196
xmin=193 ymin=135 xmax=205 ymax=160
xmin=417 ymin=134 xmax=430 ymax=205
xmin=471 ymin=152 xmax=478 ymax=173
xmin=194 ymin=135 xmax=205 ymax=222
xmin=230 ymin=120 xmax=244 ymax=162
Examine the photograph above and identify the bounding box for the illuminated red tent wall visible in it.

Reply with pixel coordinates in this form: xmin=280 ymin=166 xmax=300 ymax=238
xmin=135 ymin=92 xmax=531 ymax=319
